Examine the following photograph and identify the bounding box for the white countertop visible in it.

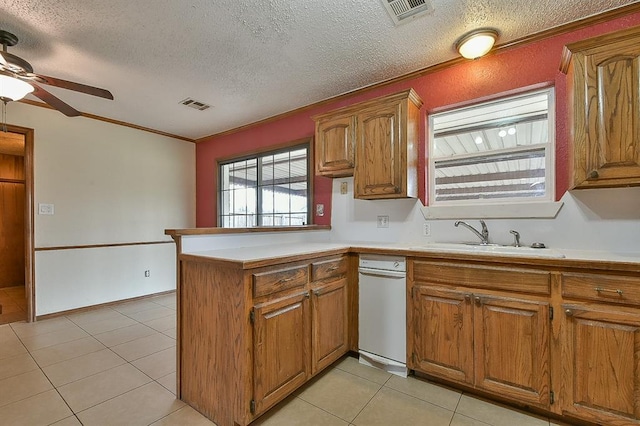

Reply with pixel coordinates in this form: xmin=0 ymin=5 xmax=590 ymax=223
xmin=184 ymin=240 xmax=640 ymax=267
xmin=185 ymin=242 xmax=350 ymax=263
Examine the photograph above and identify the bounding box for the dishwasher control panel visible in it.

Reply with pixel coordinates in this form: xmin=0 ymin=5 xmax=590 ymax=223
xmin=359 ymin=254 xmax=406 ymax=272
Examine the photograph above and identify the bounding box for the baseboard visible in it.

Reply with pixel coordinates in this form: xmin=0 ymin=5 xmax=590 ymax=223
xmin=35 ymin=289 xmax=176 ymax=321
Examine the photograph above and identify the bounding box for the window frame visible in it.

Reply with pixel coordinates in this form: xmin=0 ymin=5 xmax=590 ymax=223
xmin=427 ymin=87 xmax=556 ymax=207
xmin=216 ymin=138 xmax=313 ymax=228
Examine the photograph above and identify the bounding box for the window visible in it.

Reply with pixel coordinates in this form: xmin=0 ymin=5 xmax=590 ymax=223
xmin=218 ymin=141 xmax=311 ymax=227
xmin=429 ymin=88 xmax=555 ymax=205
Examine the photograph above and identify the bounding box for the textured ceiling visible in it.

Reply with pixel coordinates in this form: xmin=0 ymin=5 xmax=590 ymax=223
xmin=0 ymin=0 xmax=637 ymax=140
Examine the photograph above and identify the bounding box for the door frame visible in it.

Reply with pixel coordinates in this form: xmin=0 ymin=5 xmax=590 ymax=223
xmin=6 ymin=124 xmax=35 ymax=322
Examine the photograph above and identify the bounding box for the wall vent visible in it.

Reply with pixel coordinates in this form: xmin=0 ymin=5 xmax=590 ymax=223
xmin=382 ymin=0 xmax=434 ymax=25
xmin=180 ymin=98 xmax=211 ymax=111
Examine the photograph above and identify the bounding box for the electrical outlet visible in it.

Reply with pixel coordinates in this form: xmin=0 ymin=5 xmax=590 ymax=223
xmin=423 ymin=223 xmax=431 ymax=236
xmin=377 ymin=215 xmax=389 ymax=228
xmin=340 ymin=181 xmax=348 ymax=194
xmin=144 ymin=270 xmax=150 ymax=278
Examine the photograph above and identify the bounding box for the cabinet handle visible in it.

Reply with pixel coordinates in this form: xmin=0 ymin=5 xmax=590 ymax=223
xmin=595 ymin=287 xmax=623 ymax=296
xmin=565 ymin=309 xmax=573 ymax=317
xmin=327 ymin=265 xmax=339 ymax=271
xmin=279 ymin=277 xmax=294 ymax=283
xmin=304 ymin=291 xmax=310 ymax=299
xmin=474 ymin=296 xmax=481 ymax=306
xmin=588 ymin=170 xmax=599 ymax=179
xmin=464 ymin=294 xmax=472 ymax=302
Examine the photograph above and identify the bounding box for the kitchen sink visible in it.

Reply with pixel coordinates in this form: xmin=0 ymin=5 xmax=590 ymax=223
xmin=409 ymin=242 xmax=565 ymax=258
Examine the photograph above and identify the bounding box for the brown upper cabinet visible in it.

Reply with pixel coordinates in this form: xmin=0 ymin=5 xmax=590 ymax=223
xmin=561 ymin=26 xmax=640 ymax=189
xmin=313 ymin=89 xmax=423 ymax=199
xmin=314 ymin=111 xmax=356 ymax=177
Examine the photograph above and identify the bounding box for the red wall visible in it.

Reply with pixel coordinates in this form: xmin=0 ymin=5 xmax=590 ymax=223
xmin=196 ymin=12 xmax=640 ymax=228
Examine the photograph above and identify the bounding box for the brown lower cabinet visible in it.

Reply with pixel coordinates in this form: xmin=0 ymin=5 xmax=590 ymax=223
xmin=178 ymin=248 xmax=640 ymax=426
xmin=410 ymin=276 xmax=550 ymax=409
xmin=178 ymin=253 xmax=350 ymax=426
xmin=561 ymin=304 xmax=640 ymax=424
xmin=408 ymin=258 xmax=640 ymax=426
xmin=252 ymin=291 xmax=311 ymax=416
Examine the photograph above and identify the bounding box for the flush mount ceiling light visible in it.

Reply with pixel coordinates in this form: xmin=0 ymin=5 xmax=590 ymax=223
xmin=456 ymin=29 xmax=498 ymax=60
xmin=0 ymin=73 xmax=34 ymax=102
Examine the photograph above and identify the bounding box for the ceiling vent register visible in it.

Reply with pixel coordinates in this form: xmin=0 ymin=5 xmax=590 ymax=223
xmin=180 ymin=98 xmax=211 ymax=111
xmin=382 ymin=0 xmax=434 ymax=25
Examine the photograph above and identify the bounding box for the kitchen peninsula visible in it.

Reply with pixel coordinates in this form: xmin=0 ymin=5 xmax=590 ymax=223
xmin=166 ymin=226 xmax=640 ymax=426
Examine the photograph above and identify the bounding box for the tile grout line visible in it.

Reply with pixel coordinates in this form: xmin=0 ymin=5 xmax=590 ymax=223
xmin=6 ymin=325 xmax=80 ymax=423
xmin=3 ymin=305 xmax=177 ymax=419
xmin=0 ymin=298 xmax=180 ymax=425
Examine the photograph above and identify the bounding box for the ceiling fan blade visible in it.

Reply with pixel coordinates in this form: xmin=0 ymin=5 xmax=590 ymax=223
xmin=0 ymin=52 xmax=6 ymax=66
xmin=30 ymin=82 xmax=81 ymax=117
xmin=31 ymin=74 xmax=113 ymax=100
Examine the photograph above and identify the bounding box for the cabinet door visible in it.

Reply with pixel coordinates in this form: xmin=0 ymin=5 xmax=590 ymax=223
xmin=561 ymin=304 xmax=640 ymax=425
xmin=253 ymin=291 xmax=311 ymax=416
xmin=311 ymin=278 xmax=349 ymax=374
xmin=474 ymin=296 xmax=550 ymax=408
xmin=315 ymin=115 xmax=355 ymax=177
xmin=570 ymin=33 xmax=640 ymax=188
xmin=354 ymin=100 xmax=403 ymax=198
xmin=410 ymin=286 xmax=474 ymax=385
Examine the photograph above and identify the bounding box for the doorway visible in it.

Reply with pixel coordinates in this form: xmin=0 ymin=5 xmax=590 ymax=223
xmin=0 ymin=125 xmax=34 ymax=324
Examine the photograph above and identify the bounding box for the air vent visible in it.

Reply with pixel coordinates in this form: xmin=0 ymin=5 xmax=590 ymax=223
xmin=180 ymin=98 xmax=211 ymax=111
xmin=382 ymin=0 xmax=434 ymax=25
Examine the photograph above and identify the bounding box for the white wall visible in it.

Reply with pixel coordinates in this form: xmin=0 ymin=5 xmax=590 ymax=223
xmin=329 ymin=177 xmax=640 ymax=256
xmin=8 ymin=102 xmax=195 ymax=315
xmin=181 ymin=229 xmax=332 ymax=253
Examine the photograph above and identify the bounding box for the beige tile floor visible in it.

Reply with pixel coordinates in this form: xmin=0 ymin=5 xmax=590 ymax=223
xmin=0 ymin=293 xmax=564 ymax=426
xmin=0 ymin=285 xmax=28 ymax=324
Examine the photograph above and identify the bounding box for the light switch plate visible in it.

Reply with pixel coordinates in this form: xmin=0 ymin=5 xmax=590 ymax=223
xmin=377 ymin=215 xmax=389 ymax=228
xmin=340 ymin=182 xmax=348 ymax=194
xmin=316 ymin=204 xmax=324 ymax=216
xmin=38 ymin=203 xmax=55 ymax=215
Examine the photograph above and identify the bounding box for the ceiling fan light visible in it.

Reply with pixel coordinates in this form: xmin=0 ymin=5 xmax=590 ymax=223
xmin=456 ymin=29 xmax=498 ymax=60
xmin=0 ymin=74 xmax=34 ymax=101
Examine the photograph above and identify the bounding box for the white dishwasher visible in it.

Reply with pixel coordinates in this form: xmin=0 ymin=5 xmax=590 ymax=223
xmin=358 ymin=254 xmax=407 ymax=377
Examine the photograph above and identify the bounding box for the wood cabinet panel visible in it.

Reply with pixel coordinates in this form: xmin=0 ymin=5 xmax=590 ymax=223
xmin=311 ymin=256 xmax=348 ymax=282
xmin=253 ymin=291 xmax=311 ymax=416
xmin=409 ymin=259 xmax=552 ymax=411
xmin=412 ymin=260 xmax=551 ymax=295
xmin=475 ymin=296 xmax=550 ymax=407
xmin=561 ymin=304 xmax=640 ymax=424
xmin=410 ymin=286 xmax=474 ymax=384
xmin=355 ymin=103 xmax=402 ymax=197
xmin=563 ymin=26 xmax=640 ymax=188
xmin=314 ymin=114 xmax=355 ymax=177
xmin=179 ymin=260 xmax=249 ymax=426
xmin=311 ymin=278 xmax=348 ymax=373
xmin=354 ymin=90 xmax=421 ymax=199
xmin=252 ymin=264 xmax=309 ymax=298
xmin=562 ymin=272 xmax=640 ymax=307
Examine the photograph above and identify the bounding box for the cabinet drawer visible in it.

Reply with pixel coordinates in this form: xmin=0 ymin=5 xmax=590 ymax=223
xmin=253 ymin=265 xmax=309 ymax=298
xmin=412 ymin=260 xmax=551 ymax=295
xmin=562 ymin=273 xmax=640 ymax=306
xmin=311 ymin=257 xmax=348 ymax=282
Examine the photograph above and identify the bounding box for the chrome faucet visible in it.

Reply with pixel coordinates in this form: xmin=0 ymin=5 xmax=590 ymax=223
xmin=510 ymin=230 xmax=521 ymax=247
xmin=455 ymin=220 xmax=490 ymax=245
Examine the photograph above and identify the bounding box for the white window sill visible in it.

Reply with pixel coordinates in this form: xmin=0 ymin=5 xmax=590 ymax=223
xmin=420 ymin=201 xmax=564 ymax=220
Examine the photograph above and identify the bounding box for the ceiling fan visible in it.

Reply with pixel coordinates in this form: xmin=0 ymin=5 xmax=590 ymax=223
xmin=0 ymin=30 xmax=113 ymax=117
